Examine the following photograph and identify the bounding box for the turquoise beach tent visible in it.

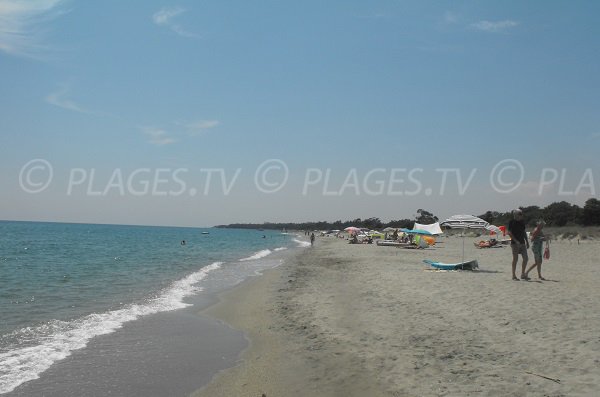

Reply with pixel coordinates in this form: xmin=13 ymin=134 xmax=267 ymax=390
xmin=400 ymin=228 xmax=432 ymax=235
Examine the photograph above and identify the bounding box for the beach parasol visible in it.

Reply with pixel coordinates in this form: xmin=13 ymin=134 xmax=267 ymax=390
xmin=344 ymin=226 xmax=361 ymax=234
xmin=440 ymin=214 xmax=489 ymax=230
xmin=441 ymin=215 xmax=489 ymax=263
xmin=486 ymin=225 xmax=502 ymax=236
xmin=399 ymin=228 xmax=435 ymax=248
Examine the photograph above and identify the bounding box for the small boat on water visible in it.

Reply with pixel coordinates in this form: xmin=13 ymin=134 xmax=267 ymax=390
xmin=201 ymin=231 xmax=210 ymax=235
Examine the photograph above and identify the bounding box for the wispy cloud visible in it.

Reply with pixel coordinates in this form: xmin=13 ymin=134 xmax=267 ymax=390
xmin=0 ymin=0 xmax=67 ymax=58
xmin=140 ymin=119 xmax=219 ymax=145
xmin=470 ymin=20 xmax=518 ymax=33
xmin=140 ymin=126 xmax=176 ymax=146
xmin=152 ymin=6 xmax=184 ymax=25
xmin=444 ymin=11 xmax=459 ymax=24
xmin=152 ymin=6 xmax=198 ymax=38
xmin=181 ymin=120 xmax=220 ymax=136
xmin=45 ymin=83 xmax=91 ymax=114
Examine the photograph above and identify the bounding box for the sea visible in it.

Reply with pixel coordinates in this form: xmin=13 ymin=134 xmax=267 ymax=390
xmin=0 ymin=221 xmax=309 ymax=396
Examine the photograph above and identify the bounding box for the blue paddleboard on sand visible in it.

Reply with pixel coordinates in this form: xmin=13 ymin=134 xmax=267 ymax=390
xmin=424 ymin=259 xmax=479 ymax=270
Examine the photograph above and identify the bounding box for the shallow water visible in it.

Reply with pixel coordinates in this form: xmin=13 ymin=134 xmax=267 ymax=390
xmin=0 ymin=221 xmax=301 ymax=394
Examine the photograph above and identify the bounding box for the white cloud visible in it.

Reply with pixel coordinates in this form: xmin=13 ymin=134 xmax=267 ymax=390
xmin=152 ymin=6 xmax=184 ymax=25
xmin=0 ymin=0 xmax=67 ymax=58
xmin=470 ymin=20 xmax=518 ymax=33
xmin=45 ymin=84 xmax=90 ymax=113
xmin=152 ymin=6 xmax=198 ymax=38
xmin=140 ymin=119 xmax=218 ymax=145
xmin=183 ymin=120 xmax=220 ymax=135
xmin=140 ymin=126 xmax=176 ymax=146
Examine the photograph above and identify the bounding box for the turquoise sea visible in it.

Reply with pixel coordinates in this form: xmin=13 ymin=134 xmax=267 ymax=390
xmin=0 ymin=221 xmax=306 ymax=394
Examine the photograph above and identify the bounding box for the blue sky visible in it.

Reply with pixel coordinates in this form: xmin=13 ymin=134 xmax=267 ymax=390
xmin=1 ymin=1 xmax=598 ymax=226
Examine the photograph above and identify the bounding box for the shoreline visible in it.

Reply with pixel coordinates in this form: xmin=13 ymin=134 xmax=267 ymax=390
xmin=6 ymin=308 xmax=247 ymax=397
xmin=193 ymin=264 xmax=295 ymax=397
xmin=193 ymin=235 xmax=600 ymax=396
xmin=193 ymin=242 xmax=385 ymax=397
xmin=2 ymin=232 xmax=298 ymax=397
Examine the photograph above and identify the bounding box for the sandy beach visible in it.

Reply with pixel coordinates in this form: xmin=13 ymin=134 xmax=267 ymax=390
xmin=194 ymin=235 xmax=600 ymax=397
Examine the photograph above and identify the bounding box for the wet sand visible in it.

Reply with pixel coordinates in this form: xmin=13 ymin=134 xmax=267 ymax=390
xmin=194 ymin=235 xmax=600 ymax=396
xmin=7 ymin=310 xmax=246 ymax=397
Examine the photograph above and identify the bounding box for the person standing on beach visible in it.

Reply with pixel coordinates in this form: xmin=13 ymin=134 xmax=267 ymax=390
xmin=523 ymin=220 xmax=547 ymax=280
xmin=508 ymin=209 xmax=529 ymax=280
xmin=310 ymin=232 xmax=315 ymax=246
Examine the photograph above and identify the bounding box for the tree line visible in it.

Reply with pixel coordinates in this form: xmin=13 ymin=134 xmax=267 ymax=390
xmin=215 ymin=198 xmax=600 ymax=230
xmin=480 ymin=199 xmax=600 ymax=227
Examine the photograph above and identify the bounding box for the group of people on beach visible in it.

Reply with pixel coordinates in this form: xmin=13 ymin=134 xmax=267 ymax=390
xmin=508 ymin=209 xmax=549 ymax=281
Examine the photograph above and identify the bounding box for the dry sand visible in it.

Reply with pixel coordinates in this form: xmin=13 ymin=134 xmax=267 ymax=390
xmin=193 ymin=235 xmax=600 ymax=397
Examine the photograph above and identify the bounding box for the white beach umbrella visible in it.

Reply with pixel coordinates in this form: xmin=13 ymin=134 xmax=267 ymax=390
xmin=441 ymin=215 xmax=489 ymax=263
xmin=440 ymin=214 xmax=489 ymax=230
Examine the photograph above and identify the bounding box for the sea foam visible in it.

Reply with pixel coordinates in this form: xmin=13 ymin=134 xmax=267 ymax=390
xmin=293 ymin=238 xmax=311 ymax=248
xmin=0 ymin=262 xmax=222 ymax=394
xmin=239 ymin=249 xmax=272 ymax=261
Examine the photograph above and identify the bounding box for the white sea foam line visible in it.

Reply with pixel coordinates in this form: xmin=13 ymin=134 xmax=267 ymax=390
xmin=274 ymin=247 xmax=287 ymax=252
xmin=239 ymin=249 xmax=272 ymax=262
xmin=0 ymin=262 xmax=222 ymax=394
xmin=293 ymin=238 xmax=311 ymax=248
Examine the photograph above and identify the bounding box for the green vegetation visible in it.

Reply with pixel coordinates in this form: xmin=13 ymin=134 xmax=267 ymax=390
xmin=480 ymin=198 xmax=600 ymax=227
xmin=215 ymin=199 xmax=600 ymax=231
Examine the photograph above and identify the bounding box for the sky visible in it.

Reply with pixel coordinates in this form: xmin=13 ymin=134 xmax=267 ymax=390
xmin=1 ymin=0 xmax=599 ymax=227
